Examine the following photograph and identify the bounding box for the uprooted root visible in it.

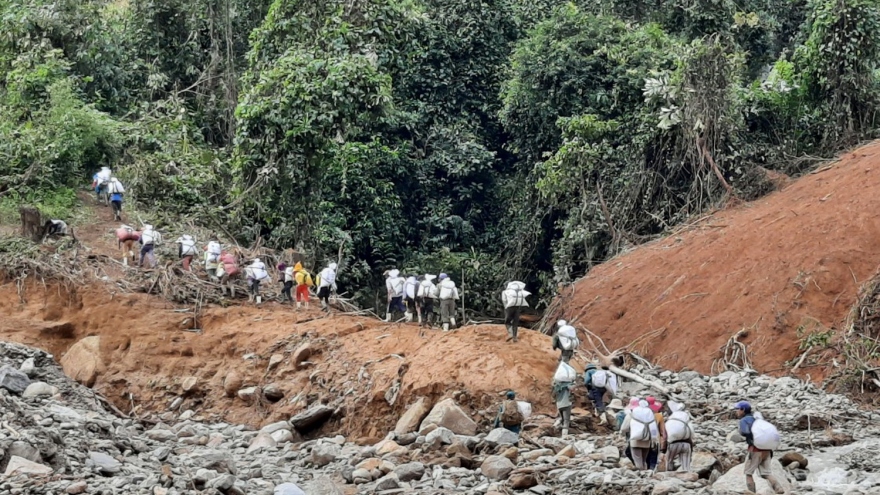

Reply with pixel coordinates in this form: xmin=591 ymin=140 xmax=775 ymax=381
xmin=0 ymin=236 xmax=84 ymax=302
xmin=711 ymin=328 xmax=752 ymax=374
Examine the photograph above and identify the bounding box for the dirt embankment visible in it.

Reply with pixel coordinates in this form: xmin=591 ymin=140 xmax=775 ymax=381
xmin=556 ymin=142 xmax=880 ymax=377
xmin=0 ymin=279 xmax=564 ymax=439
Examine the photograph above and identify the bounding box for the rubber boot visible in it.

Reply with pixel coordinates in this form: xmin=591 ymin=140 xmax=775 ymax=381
xmin=248 ymin=294 xmax=254 ymax=303
xmin=561 ymin=428 xmax=569 ymax=437
xmin=450 ymin=318 xmax=456 ymax=328
xmin=599 ymin=414 xmax=608 ymax=426
xmin=296 ymin=302 xmax=301 ymax=309
xmin=443 ymin=323 xmax=449 ymax=332
xmin=384 ymin=313 xmax=391 ymax=323
xmin=405 ymin=312 xmax=412 ymax=322
xmin=767 ymin=476 xmax=785 ymax=494
xmin=230 ymin=284 xmax=235 ymax=298
xmin=123 ymin=257 xmax=128 ymax=266
xmin=256 ymin=296 xmax=262 ymax=305
xmin=418 ymin=315 xmax=423 ymax=327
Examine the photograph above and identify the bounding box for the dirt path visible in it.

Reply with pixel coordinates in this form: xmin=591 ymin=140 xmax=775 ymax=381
xmin=556 ymin=142 xmax=880 ymax=377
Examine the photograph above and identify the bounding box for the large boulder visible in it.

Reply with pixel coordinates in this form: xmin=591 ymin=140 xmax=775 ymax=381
xmin=418 ymin=398 xmax=477 ymax=436
xmin=711 ymin=460 xmax=791 ymax=495
xmin=485 ymin=428 xmax=519 ymax=446
xmin=480 ymin=455 xmax=515 ymax=480
xmin=310 ymin=443 xmax=340 ymax=467
xmin=691 ymin=451 xmax=720 ymax=478
xmin=394 ymin=397 xmax=431 ymax=435
xmin=223 ymin=372 xmax=243 ymax=398
xmin=60 ymin=336 xmax=104 ymax=387
xmin=0 ymin=366 xmax=31 ymax=394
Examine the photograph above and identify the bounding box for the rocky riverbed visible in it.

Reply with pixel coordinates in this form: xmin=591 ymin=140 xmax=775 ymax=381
xmin=1 ymin=341 xmax=878 ymax=495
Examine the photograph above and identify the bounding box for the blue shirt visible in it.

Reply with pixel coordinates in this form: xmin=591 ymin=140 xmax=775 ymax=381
xmin=111 ymin=193 xmax=123 ymax=202
xmin=739 ymin=413 xmax=756 ymax=446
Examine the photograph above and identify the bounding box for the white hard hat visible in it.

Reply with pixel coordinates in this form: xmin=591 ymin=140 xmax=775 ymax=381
xmin=557 ymin=320 xmax=567 ymax=327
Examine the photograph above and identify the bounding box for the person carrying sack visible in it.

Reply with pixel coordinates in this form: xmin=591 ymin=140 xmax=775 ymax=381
xmin=584 ymin=364 xmax=609 ymax=425
xmin=493 ymin=390 xmax=524 ymax=435
xmin=204 ymin=240 xmax=222 ymax=280
xmin=293 ymin=262 xmax=314 ymax=308
xmin=735 ymin=401 xmax=785 ymax=494
xmin=552 ymin=361 xmax=577 ymax=437
xmin=317 ymin=262 xmax=337 ymax=312
xmin=552 ymin=320 xmax=579 ymax=363
xmin=417 ymin=274 xmax=438 ymax=328
xmin=176 ymin=234 xmax=197 ymax=271
xmin=139 ymin=224 xmax=161 ymax=268
xmin=384 ymin=269 xmax=406 ymax=322
xmin=436 ymin=273 xmax=459 ymax=331
xmin=245 ymin=258 xmax=269 ymax=305
xmin=620 ymin=399 xmax=658 ymax=470
xmin=501 ymin=281 xmax=530 ymax=342
xmin=278 ymin=263 xmax=294 ymax=303
xmin=665 ymin=401 xmax=695 ymax=472
xmin=404 ymin=274 xmax=420 ymax=323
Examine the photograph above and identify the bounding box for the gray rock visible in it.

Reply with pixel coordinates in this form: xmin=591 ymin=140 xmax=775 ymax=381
xmin=195 ymin=468 xmax=220 ymax=484
xmin=678 ymin=371 xmax=702 ymax=382
xmin=145 ymin=429 xmax=177 ymax=442
xmin=89 ymin=452 xmax=122 ymax=475
xmin=260 ymin=421 xmax=291 ymax=435
xmin=352 ymin=468 xmax=372 ymax=483
xmin=393 ymin=462 xmax=425 ymax=482
xmin=289 ymin=405 xmax=334 ymax=432
xmin=0 ymin=365 xmax=31 ymax=394
xmin=9 ymin=441 xmax=40 ymax=463
xmin=19 ymin=358 xmax=36 ymax=377
xmin=273 ymin=483 xmax=306 ymax=495
xmin=652 ymin=478 xmax=684 ymax=495
xmin=426 ymin=426 xmax=455 ymax=446
xmin=208 ymin=474 xmax=237 ymax=492
xmin=374 ymin=473 xmax=400 ymax=490
xmin=306 ymin=476 xmax=345 ymax=495
xmin=247 ymin=432 xmax=277 ymax=453
xmin=310 ymin=443 xmax=340 ymax=467
xmin=151 ymin=446 xmax=172 ymax=461
xmin=480 ymin=455 xmax=514 ymax=480
xmin=181 ymin=450 xmax=237 ymax=475
xmin=485 ymin=428 xmax=519 ymax=446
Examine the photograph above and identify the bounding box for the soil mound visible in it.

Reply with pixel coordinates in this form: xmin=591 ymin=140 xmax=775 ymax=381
xmin=0 ymin=280 xmax=563 ymax=437
xmin=555 ymin=142 xmax=880 ymax=376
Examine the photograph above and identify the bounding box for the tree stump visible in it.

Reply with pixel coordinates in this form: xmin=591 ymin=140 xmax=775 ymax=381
xmin=19 ymin=206 xmax=42 ymax=242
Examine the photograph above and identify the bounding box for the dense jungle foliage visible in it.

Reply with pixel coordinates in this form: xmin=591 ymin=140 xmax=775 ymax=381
xmin=2 ymin=0 xmax=880 ymax=314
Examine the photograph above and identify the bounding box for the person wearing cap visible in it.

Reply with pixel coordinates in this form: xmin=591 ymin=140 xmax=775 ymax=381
xmin=584 ymin=363 xmax=608 ymax=425
xmin=417 ymin=274 xmax=438 ymax=327
xmin=552 ymin=320 xmax=579 ymax=363
xmin=317 ymin=262 xmax=338 ymax=312
xmin=278 ymin=263 xmax=294 ymax=303
xmin=293 ymin=262 xmax=314 ymax=309
xmin=493 ymin=390 xmax=524 ymax=434
xmin=735 ymin=401 xmax=785 ymax=494
xmin=606 ymin=398 xmax=626 ymax=430
xmin=436 ymin=273 xmax=459 ymax=331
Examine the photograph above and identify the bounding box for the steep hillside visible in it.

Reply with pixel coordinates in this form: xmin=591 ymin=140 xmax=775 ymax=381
xmin=555 ymin=142 xmax=880 ymax=376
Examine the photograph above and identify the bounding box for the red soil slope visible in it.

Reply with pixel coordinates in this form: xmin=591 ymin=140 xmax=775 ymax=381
xmin=556 ymin=142 xmax=880 ymax=376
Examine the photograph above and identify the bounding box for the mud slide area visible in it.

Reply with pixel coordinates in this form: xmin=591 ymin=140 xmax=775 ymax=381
xmin=557 ymin=141 xmax=880 ymax=377
xmin=0 ymin=279 xmax=564 ymax=439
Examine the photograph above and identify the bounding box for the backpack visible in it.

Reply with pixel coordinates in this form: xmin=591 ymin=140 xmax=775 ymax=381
xmin=666 ymin=412 xmax=693 ymax=442
xmin=591 ymin=369 xmax=608 ymax=388
xmin=751 ymin=417 xmax=781 ymax=451
xmin=630 ymin=408 xmax=656 ymax=442
xmin=559 ymin=335 xmax=578 ymax=351
xmin=500 ymin=399 xmax=524 ymax=427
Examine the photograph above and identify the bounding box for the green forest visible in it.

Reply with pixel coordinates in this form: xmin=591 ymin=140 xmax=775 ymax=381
xmin=1 ymin=0 xmax=879 ymax=314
